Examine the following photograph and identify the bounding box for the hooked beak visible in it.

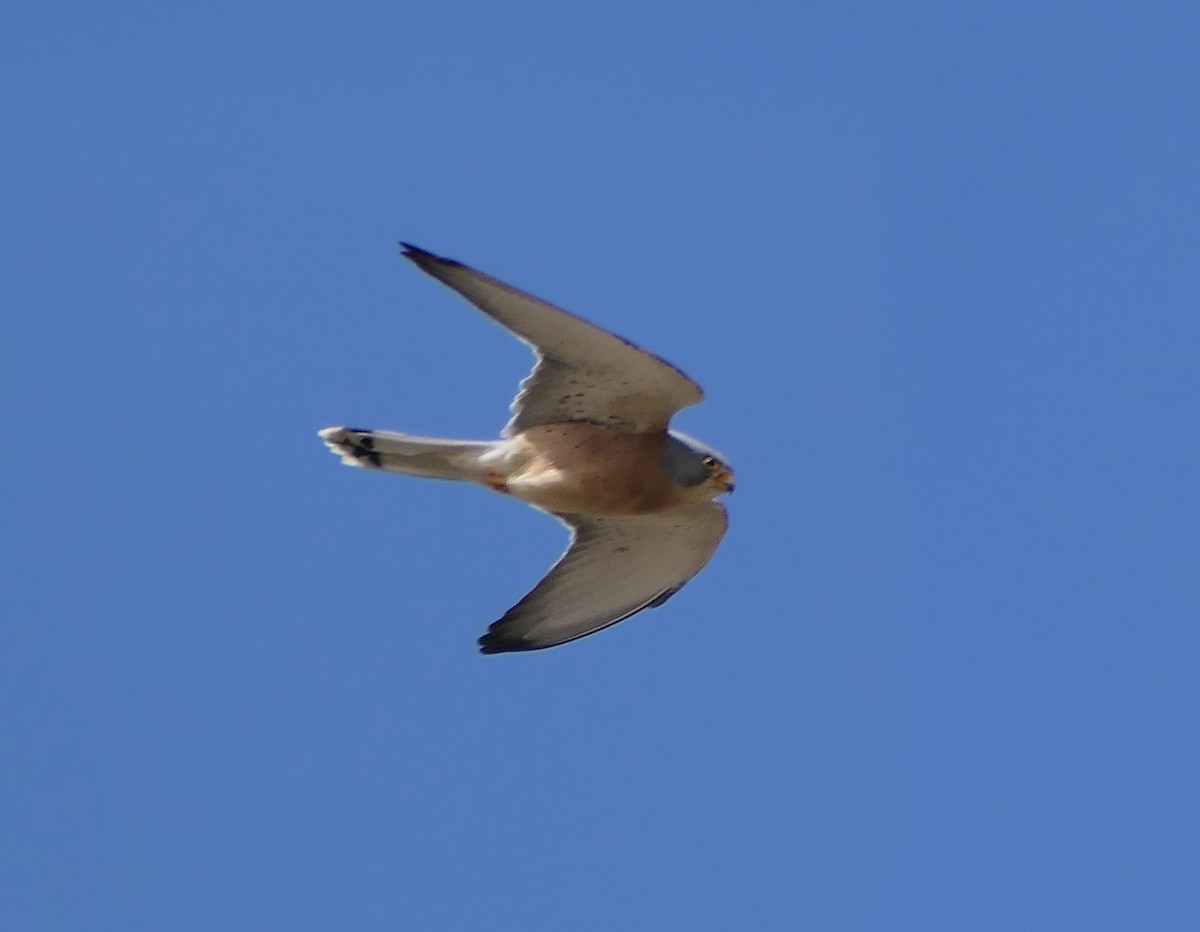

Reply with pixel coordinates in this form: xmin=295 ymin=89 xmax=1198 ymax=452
xmin=714 ymin=467 xmax=735 ymax=494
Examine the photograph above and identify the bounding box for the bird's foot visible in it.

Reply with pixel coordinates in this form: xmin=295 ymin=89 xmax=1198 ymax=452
xmin=484 ymin=472 xmax=511 ymax=495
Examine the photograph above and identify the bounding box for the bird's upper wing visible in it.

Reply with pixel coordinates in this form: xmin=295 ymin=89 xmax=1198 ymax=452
xmin=401 ymin=243 xmax=704 ymax=435
xmin=478 ymin=502 xmax=728 ymax=654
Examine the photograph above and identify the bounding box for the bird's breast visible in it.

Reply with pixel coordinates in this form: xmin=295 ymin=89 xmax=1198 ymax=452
xmin=501 ymin=423 xmax=679 ymax=516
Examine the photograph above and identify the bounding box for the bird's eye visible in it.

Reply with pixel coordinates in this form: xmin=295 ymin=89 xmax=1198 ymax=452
xmin=702 ymin=455 xmax=717 ymax=468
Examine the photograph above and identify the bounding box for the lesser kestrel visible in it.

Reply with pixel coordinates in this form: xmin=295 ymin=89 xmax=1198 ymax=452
xmin=320 ymin=244 xmax=733 ymax=653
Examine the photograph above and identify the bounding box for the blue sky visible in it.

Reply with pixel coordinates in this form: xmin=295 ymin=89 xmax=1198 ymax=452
xmin=4 ymin=1 xmax=1198 ymax=928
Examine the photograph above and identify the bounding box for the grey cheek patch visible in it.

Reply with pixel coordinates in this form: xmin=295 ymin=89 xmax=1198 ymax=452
xmin=660 ymin=438 xmax=709 ymax=487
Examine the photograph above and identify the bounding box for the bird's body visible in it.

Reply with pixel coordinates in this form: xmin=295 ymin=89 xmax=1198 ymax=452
xmin=320 ymin=244 xmax=733 ymax=653
xmin=491 ymin=423 xmax=712 ymax=515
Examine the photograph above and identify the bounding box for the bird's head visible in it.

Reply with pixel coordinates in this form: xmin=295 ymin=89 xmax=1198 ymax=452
xmin=662 ymin=431 xmax=735 ymax=496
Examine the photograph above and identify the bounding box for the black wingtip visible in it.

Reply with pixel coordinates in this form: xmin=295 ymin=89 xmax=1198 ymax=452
xmin=400 ymin=242 xmax=468 ymax=272
xmin=399 ymin=241 xmax=433 ymax=261
xmin=478 ymin=635 xmax=521 ymax=655
xmin=477 ymin=626 xmax=546 ymax=655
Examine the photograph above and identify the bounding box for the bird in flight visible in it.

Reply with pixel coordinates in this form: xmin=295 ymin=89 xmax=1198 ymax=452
xmin=320 ymin=244 xmax=734 ymax=653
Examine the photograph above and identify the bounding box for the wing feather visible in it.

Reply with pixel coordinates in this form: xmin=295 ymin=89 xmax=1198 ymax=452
xmin=478 ymin=502 xmax=728 ymax=653
xmin=400 ymin=244 xmax=703 ymax=435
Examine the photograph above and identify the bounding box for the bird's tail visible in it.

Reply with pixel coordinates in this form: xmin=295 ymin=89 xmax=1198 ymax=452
xmin=318 ymin=427 xmax=495 ymax=482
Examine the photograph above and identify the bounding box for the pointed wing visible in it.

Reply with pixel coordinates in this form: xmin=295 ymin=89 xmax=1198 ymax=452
xmin=401 ymin=243 xmax=704 ymax=435
xmin=478 ymin=502 xmax=728 ymax=654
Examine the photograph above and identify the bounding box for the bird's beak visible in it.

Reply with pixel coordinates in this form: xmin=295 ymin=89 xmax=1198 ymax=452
xmin=714 ymin=468 xmax=735 ymax=494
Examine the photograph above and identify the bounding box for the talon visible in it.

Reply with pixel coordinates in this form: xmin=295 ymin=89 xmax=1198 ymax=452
xmin=484 ymin=472 xmax=510 ymax=495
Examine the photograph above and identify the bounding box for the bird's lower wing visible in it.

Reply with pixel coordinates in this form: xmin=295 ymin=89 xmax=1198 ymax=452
xmin=478 ymin=502 xmax=728 ymax=654
xmin=400 ymin=243 xmax=704 ymax=435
